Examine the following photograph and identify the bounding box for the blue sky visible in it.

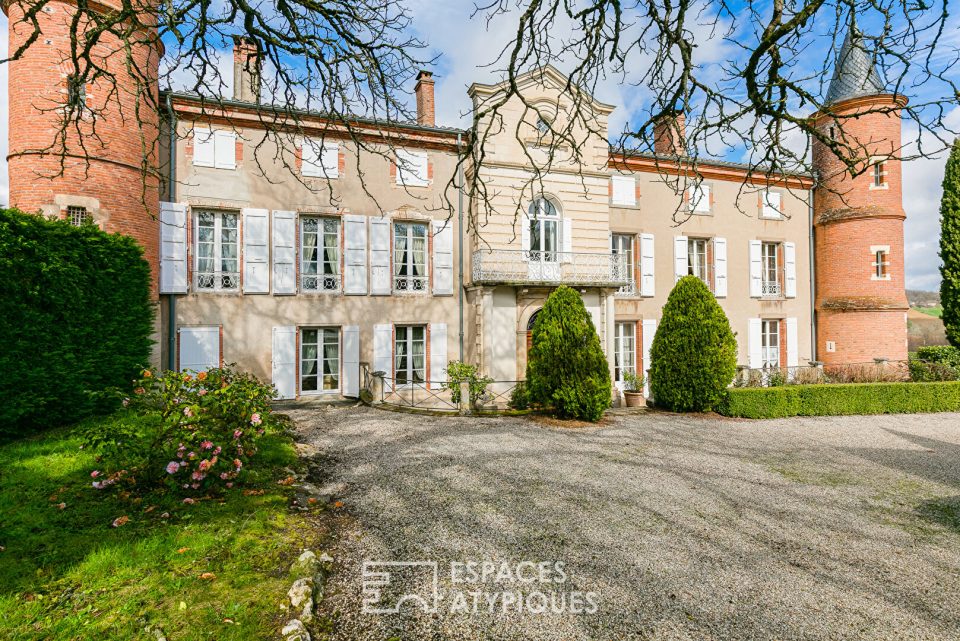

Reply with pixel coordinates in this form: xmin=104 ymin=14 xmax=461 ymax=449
xmin=1 ymin=2 xmax=956 ymax=290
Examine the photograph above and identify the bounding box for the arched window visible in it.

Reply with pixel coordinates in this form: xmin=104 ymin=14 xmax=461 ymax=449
xmin=526 ymin=309 xmax=541 ymax=332
xmin=527 ymin=197 xmax=559 ymax=262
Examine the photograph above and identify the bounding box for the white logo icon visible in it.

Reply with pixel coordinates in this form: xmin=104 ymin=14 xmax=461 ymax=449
xmin=361 ymin=561 xmax=440 ymax=614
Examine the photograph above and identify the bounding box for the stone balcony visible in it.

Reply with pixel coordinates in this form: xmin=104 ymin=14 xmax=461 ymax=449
xmin=471 ymin=249 xmax=630 ymax=288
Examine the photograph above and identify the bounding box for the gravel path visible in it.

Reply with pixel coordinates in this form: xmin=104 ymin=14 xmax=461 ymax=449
xmin=288 ymin=406 xmax=960 ymax=641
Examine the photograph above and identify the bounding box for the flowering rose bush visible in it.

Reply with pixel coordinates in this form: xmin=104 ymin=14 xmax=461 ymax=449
xmin=82 ymin=366 xmax=279 ymax=495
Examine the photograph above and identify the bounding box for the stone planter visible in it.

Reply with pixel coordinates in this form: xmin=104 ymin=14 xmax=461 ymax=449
xmin=623 ymin=391 xmax=646 ymax=408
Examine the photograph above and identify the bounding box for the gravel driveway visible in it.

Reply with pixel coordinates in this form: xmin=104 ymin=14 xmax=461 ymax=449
xmin=288 ymin=406 xmax=960 ymax=641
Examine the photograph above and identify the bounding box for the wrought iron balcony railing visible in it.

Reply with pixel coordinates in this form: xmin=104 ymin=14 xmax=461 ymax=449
xmin=472 ymin=250 xmax=630 ymax=287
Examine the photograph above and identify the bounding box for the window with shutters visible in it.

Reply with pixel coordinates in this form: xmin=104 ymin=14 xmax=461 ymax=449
xmin=192 ymin=129 xmax=236 ymax=169
xmin=393 ymin=222 xmax=428 ymax=292
xmin=761 ymin=242 xmax=783 ymax=297
xmin=300 ymin=327 xmax=339 ymax=393
xmin=761 ymin=190 xmax=782 ymax=218
xmin=761 ymin=320 xmax=780 ymax=368
xmin=68 ymin=205 xmax=91 ymax=226
xmin=395 ymin=325 xmax=426 ymax=386
xmin=195 ymin=210 xmax=239 ymax=291
xmin=301 ymin=217 xmax=341 ymax=292
xmin=688 ymin=183 xmax=711 ymax=213
xmin=614 ymin=322 xmax=637 ymax=384
xmin=687 ymin=238 xmax=711 ymax=286
xmin=396 ymin=150 xmax=429 ymax=187
xmin=611 ymin=234 xmax=636 ymax=296
xmin=610 ymin=176 xmax=637 ymax=207
xmin=302 ymin=139 xmax=339 ymax=178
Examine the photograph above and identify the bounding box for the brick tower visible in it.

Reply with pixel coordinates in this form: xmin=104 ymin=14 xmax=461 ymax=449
xmin=3 ymin=0 xmax=162 ymax=291
xmin=812 ymin=20 xmax=908 ymax=365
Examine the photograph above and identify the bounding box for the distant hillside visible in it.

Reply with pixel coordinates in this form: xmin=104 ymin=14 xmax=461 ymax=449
xmin=907 ymin=289 xmax=941 ymax=307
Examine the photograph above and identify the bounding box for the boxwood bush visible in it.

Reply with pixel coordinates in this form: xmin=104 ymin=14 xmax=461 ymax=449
xmin=650 ymin=275 xmax=738 ymax=411
xmin=720 ymin=381 xmax=960 ymax=418
xmin=526 ymin=285 xmax=611 ymax=421
xmin=0 ymin=208 xmax=153 ymax=436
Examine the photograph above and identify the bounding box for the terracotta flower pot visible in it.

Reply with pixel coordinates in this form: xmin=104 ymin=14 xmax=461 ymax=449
xmin=623 ymin=391 xmax=646 ymax=408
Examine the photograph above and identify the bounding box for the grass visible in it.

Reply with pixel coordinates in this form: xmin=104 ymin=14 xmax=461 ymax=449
xmin=914 ymin=305 xmax=944 ymax=318
xmin=0 ymin=412 xmax=324 ymax=640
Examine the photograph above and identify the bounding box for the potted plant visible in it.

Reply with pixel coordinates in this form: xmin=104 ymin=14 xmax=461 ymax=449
xmin=622 ymin=371 xmax=646 ymax=407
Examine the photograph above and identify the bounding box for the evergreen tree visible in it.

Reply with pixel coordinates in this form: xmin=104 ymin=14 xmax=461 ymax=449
xmin=650 ymin=276 xmax=738 ymax=412
xmin=940 ymin=138 xmax=960 ymax=348
xmin=526 ymin=286 xmax=611 ymax=422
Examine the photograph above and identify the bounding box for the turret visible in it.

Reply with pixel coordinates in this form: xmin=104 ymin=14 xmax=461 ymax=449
xmin=811 ymin=19 xmax=909 ymax=365
xmin=3 ymin=0 xmax=162 ymax=293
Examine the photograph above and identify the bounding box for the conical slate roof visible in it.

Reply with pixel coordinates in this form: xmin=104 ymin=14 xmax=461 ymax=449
xmin=824 ymin=21 xmax=886 ymax=105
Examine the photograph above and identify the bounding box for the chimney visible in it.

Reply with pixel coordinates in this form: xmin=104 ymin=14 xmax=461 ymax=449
xmin=232 ymin=36 xmax=262 ymax=103
xmin=415 ymin=70 xmax=436 ymax=127
xmin=653 ymin=111 xmax=686 ymax=156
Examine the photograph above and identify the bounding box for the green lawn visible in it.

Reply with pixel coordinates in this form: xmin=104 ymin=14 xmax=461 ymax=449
xmin=0 ymin=412 xmax=323 ymax=640
xmin=914 ymin=305 xmax=943 ymax=318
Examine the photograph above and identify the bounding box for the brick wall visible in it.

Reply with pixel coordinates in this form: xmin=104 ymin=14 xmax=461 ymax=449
xmin=5 ymin=0 xmax=162 ymax=296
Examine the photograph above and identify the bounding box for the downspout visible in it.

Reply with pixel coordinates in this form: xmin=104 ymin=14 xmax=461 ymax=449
xmin=166 ymin=93 xmax=178 ymax=372
xmin=456 ymin=133 xmax=465 ymax=362
xmin=809 ymin=180 xmax=817 ymax=363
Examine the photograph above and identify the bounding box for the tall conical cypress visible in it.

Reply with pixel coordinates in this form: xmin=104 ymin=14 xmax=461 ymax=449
xmin=940 ymin=139 xmax=960 ymax=348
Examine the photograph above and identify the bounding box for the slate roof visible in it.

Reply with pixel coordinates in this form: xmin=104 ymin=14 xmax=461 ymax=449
xmin=824 ymin=21 xmax=886 ymax=105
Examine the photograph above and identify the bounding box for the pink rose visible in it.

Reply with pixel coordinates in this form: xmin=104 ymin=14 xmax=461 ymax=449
xmin=183 ymin=407 xmax=194 ymax=418
xmin=250 ymin=413 xmax=262 ymax=426
xmin=198 ymin=389 xmax=208 ymax=396
xmin=225 ymin=482 xmax=234 ymax=488
xmin=213 ymin=446 xmax=222 ymax=455
xmin=182 ymin=498 xmax=196 ymax=504
xmin=91 ymin=470 xmax=102 ymax=478
xmin=233 ymin=459 xmax=243 ymax=470
xmin=233 ymin=429 xmax=243 ymax=440
xmin=220 ymin=472 xmax=229 ymax=480
xmin=165 ymin=461 xmax=180 ymax=475
xmin=200 ymin=440 xmax=213 ymax=450
xmin=122 ymin=398 xmax=130 ymax=407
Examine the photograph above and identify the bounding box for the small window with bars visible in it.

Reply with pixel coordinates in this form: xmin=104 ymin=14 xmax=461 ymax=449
xmin=68 ymin=206 xmax=91 ymax=226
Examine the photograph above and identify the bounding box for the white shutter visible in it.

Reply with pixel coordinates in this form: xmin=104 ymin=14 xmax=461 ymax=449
xmin=432 ymin=220 xmax=453 ymax=295
xmin=713 ymin=237 xmax=728 ymax=298
xmin=272 ymin=326 xmax=297 ymax=400
xmin=762 ymin=191 xmax=782 ymax=218
xmin=396 ymin=149 xmax=428 ymax=187
xmin=369 ymin=216 xmax=391 ymax=295
xmin=374 ymin=324 xmax=392 ymax=391
xmin=242 ymin=208 xmax=269 ymax=293
xmin=520 ymin=216 xmax=530 ymax=260
xmin=322 ymin=144 xmax=339 ymax=178
xmin=748 ymin=318 xmax=762 ymax=369
xmin=784 ymin=242 xmax=797 ymax=298
xmin=611 ymin=176 xmax=636 ymax=206
xmin=430 ymin=323 xmax=447 ymax=387
xmin=642 ymin=319 xmax=657 ymax=397
xmin=561 ymin=218 xmax=573 ymax=263
xmin=160 ymin=202 xmax=188 ymax=293
xmin=343 ymin=215 xmax=368 ymax=295
xmin=272 ymin=210 xmax=297 ymax=295
xmin=749 ymin=240 xmax=763 ymax=298
xmin=786 ymin=317 xmax=799 ymax=368
xmin=214 ymin=130 xmax=236 ymax=170
xmin=640 ymin=233 xmax=655 ymax=297
xmin=179 ymin=326 xmax=220 ymax=372
xmin=674 ymin=236 xmax=688 ymax=282
xmin=302 ymin=138 xmax=339 ymax=178
xmin=193 ymin=129 xmax=215 ymax=167
xmin=342 ymin=325 xmax=360 ymax=397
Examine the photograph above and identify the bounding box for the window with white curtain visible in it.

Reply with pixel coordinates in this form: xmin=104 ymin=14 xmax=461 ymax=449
xmin=687 ymin=237 xmax=709 ymax=284
xmin=301 ymin=327 xmax=339 ymax=392
xmin=395 ymin=325 xmax=426 ymax=386
xmin=761 ymin=320 xmax=780 ymax=368
xmin=528 ymin=197 xmax=559 ymax=261
xmin=301 ymin=217 xmax=341 ymax=291
xmin=761 ymin=242 xmax=782 ymax=297
xmin=195 ymin=210 xmax=239 ymax=291
xmin=611 ymin=234 xmax=635 ymax=295
xmin=614 ymin=322 xmax=637 ymax=383
xmin=393 ymin=222 xmax=428 ymax=291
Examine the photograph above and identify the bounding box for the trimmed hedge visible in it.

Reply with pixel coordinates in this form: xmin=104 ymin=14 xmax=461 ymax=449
xmin=0 ymin=208 xmax=154 ymax=436
xmin=720 ymin=381 xmax=960 ymax=419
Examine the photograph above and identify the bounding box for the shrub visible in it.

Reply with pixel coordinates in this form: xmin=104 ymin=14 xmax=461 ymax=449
xmin=650 ymin=275 xmax=738 ymax=411
xmin=508 ymin=381 xmax=530 ymax=410
xmin=526 ymin=286 xmax=611 ymax=422
xmin=940 ymin=138 xmax=960 ymax=347
xmin=442 ymin=360 xmax=493 ymax=407
xmin=622 ymin=371 xmax=645 ymax=393
xmin=720 ymin=381 xmax=960 ymax=418
xmin=0 ymin=208 xmax=153 ymax=437
xmin=916 ymin=345 xmax=960 ymax=367
xmin=81 ymin=366 xmax=278 ymax=495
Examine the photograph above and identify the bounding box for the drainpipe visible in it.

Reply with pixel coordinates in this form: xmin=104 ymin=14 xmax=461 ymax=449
xmin=808 ymin=180 xmax=817 ymax=363
xmin=166 ymin=93 xmax=178 ymax=372
xmin=457 ymin=133 xmax=465 ymax=362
